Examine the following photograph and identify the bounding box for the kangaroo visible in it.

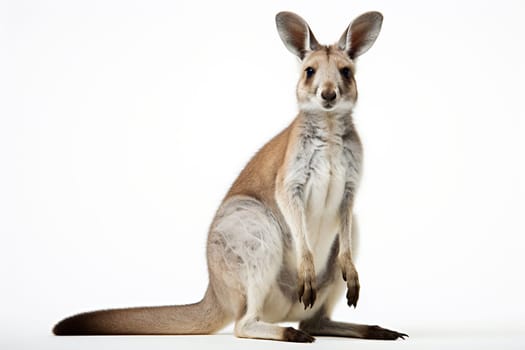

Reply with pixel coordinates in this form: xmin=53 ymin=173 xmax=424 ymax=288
xmin=53 ymin=11 xmax=407 ymax=342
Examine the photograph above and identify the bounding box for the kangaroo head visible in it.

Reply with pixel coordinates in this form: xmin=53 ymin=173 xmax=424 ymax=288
xmin=276 ymin=11 xmax=383 ymax=114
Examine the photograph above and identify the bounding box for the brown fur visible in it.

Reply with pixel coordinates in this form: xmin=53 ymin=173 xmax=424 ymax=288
xmin=53 ymin=286 xmax=229 ymax=335
xmin=226 ymin=124 xmax=293 ymax=211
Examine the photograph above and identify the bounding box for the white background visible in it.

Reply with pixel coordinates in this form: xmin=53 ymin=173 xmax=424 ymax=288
xmin=1 ymin=0 xmax=524 ymax=349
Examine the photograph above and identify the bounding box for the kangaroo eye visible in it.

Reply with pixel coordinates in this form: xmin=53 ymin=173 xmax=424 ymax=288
xmin=340 ymin=67 xmax=351 ymax=79
xmin=305 ymin=67 xmax=315 ymax=79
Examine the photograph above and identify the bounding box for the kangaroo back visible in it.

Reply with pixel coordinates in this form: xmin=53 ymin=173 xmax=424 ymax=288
xmin=53 ymin=286 xmax=230 ymax=335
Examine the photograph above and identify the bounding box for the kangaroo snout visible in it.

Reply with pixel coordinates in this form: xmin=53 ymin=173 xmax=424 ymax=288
xmin=321 ymin=89 xmax=337 ymax=102
xmin=318 ymin=84 xmax=339 ymax=109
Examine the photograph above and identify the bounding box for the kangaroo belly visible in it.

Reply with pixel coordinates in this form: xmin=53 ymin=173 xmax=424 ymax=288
xmin=262 ymin=237 xmax=342 ymax=323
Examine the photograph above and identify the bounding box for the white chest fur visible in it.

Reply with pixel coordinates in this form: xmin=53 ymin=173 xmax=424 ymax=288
xmin=304 ymin=143 xmax=346 ymax=267
xmin=290 ymin=114 xmax=362 ymax=269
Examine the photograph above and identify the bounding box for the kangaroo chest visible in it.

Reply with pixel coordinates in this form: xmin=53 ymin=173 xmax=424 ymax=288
xmin=304 ymin=139 xmax=346 ymax=244
xmin=292 ymin=118 xmax=362 ymax=267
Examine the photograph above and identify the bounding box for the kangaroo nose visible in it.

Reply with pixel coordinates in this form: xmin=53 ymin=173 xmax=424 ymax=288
xmin=321 ymin=89 xmax=337 ymax=102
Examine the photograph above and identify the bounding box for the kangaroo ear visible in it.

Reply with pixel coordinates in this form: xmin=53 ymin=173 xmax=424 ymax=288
xmin=338 ymin=11 xmax=383 ymax=59
xmin=276 ymin=11 xmax=320 ymax=60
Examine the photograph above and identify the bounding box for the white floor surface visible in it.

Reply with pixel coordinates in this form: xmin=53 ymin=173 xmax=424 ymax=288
xmin=6 ymin=331 xmax=525 ymax=350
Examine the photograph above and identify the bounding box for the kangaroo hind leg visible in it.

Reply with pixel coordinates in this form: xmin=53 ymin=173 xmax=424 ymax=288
xmin=235 ymin=314 xmax=315 ymax=343
xmin=300 ymin=316 xmax=407 ymax=340
xmin=210 ymin=196 xmax=312 ymax=342
xmin=235 ymin=279 xmax=314 ymax=342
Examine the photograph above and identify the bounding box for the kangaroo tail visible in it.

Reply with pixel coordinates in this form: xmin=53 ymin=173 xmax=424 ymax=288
xmin=53 ymin=285 xmax=230 ymax=335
